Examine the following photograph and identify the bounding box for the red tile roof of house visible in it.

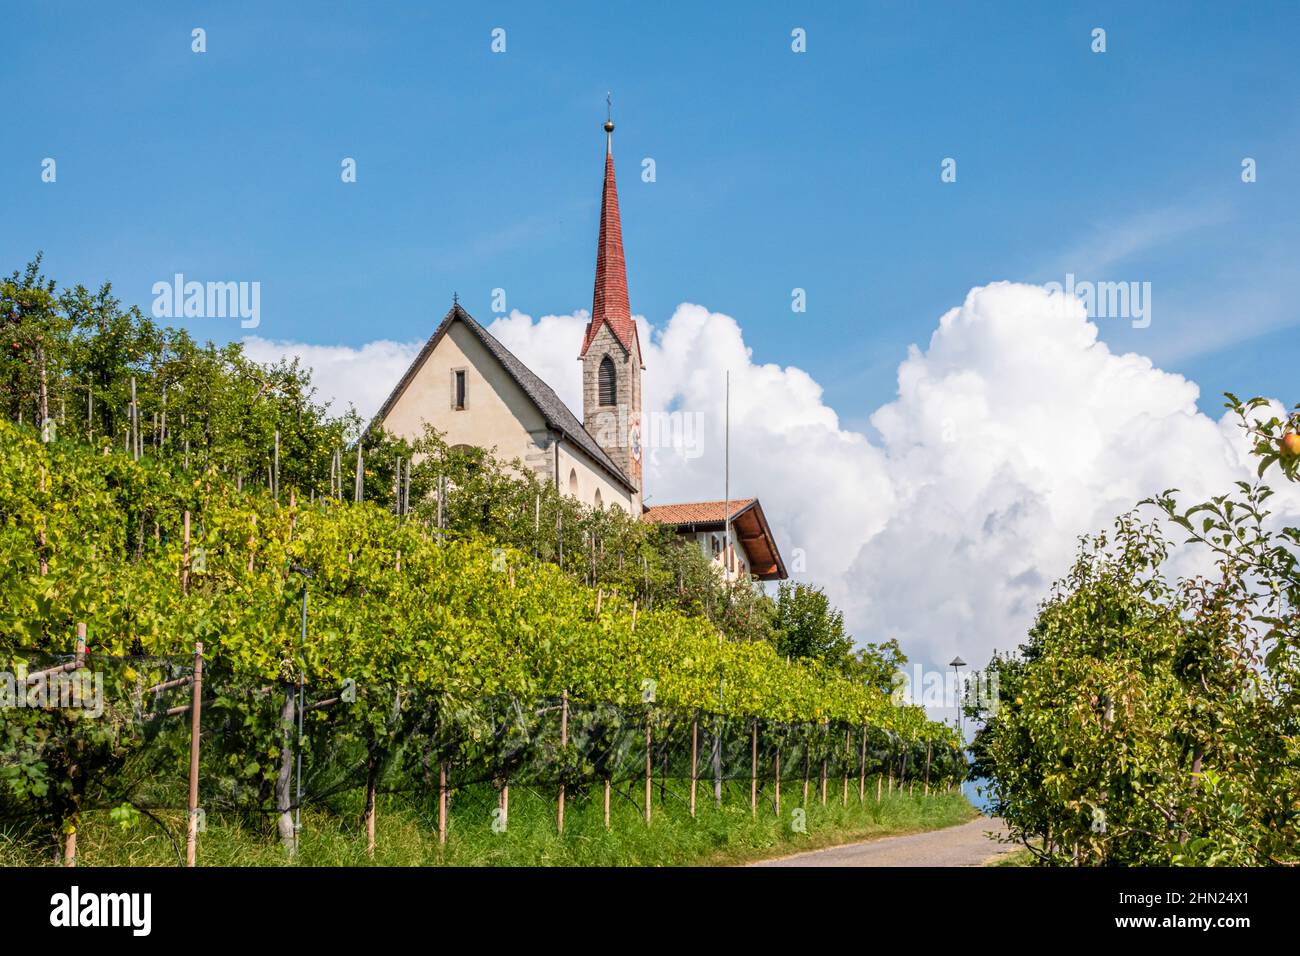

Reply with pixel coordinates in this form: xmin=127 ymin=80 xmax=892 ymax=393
xmin=642 ymin=499 xmax=757 ymax=525
xmin=642 ymin=498 xmax=786 ymax=580
xmin=580 ymin=130 xmax=641 ymax=359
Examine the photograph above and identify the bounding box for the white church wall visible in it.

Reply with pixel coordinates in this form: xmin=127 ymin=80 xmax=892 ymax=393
xmin=382 ymin=320 xmax=549 ymax=472
xmin=381 ymin=319 xmax=634 ymax=509
xmin=557 ymin=439 xmax=634 ymax=513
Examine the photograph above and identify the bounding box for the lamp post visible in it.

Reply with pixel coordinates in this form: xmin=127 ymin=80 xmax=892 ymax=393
xmin=949 ymin=656 xmax=967 ymax=739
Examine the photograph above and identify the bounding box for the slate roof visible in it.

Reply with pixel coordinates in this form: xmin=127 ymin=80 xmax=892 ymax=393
xmin=371 ymin=303 xmax=637 ymax=493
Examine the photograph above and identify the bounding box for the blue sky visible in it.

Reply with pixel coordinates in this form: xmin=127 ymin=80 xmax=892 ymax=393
xmin=5 ymin=0 xmax=1298 ymax=426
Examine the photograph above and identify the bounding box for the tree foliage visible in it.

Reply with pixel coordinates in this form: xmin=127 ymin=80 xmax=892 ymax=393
xmin=974 ymin=396 xmax=1300 ymax=865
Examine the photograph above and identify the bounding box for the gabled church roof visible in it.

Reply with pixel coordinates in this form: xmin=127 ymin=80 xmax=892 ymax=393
xmin=372 ymin=303 xmax=638 ymax=493
xmin=580 ymin=123 xmax=642 ymax=361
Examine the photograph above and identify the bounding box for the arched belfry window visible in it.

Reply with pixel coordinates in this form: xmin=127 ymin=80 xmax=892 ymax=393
xmin=598 ymin=355 xmax=617 ymax=406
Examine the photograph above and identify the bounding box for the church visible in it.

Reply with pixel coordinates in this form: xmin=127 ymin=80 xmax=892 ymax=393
xmin=371 ymin=115 xmax=786 ymax=583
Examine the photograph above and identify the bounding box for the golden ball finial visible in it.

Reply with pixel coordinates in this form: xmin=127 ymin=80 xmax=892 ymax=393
xmin=604 ymin=119 xmax=614 ymax=133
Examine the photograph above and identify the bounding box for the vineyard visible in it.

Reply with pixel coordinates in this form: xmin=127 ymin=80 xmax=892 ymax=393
xmin=0 ymin=408 xmax=962 ymax=864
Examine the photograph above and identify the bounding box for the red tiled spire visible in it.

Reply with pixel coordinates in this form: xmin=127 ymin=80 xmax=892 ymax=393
xmin=580 ymin=124 xmax=640 ymax=357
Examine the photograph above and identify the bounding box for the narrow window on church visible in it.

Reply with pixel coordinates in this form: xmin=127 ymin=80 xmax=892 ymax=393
xmin=452 ymin=369 xmax=467 ymax=410
xmin=598 ymin=355 xmax=616 ymax=406
xmin=593 ymin=489 xmax=602 ymax=509
xmin=569 ymin=468 xmax=578 ymax=497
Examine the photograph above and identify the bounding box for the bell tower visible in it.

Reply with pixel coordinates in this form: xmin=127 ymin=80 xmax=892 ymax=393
xmin=580 ymin=102 xmax=643 ymax=510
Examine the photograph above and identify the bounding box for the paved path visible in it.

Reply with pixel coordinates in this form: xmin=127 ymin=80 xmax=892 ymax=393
xmin=752 ymin=816 xmax=1015 ymax=867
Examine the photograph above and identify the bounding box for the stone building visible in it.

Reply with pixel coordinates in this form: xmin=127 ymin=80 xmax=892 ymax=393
xmin=372 ymin=116 xmax=786 ymax=582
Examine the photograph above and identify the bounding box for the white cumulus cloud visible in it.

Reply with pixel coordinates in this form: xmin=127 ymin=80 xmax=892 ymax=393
xmin=241 ymin=336 xmax=424 ymax=420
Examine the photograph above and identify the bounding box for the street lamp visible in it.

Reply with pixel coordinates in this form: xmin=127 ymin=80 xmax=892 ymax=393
xmin=949 ymin=656 xmax=967 ymax=739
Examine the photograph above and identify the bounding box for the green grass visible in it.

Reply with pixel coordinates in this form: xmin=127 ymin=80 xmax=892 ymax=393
xmin=0 ymin=779 xmax=976 ymax=867
xmin=984 ymin=837 xmax=1045 ymax=866
xmin=987 ymin=848 xmax=1034 ymax=866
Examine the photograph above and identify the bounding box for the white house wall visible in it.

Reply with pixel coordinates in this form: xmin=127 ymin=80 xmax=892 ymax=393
xmin=691 ymin=527 xmax=752 ymax=582
xmin=381 ymin=320 xmax=632 ymax=511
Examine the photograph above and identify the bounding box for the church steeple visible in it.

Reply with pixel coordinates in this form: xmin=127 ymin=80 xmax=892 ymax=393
xmin=580 ymin=99 xmax=643 ymax=510
xmin=580 ymin=99 xmax=639 ymax=360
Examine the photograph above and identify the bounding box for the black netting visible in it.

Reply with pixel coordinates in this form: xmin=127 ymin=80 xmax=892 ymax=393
xmin=0 ymin=652 xmax=961 ymax=856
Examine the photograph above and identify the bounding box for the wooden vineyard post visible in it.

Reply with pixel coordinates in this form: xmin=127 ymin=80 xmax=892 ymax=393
xmin=354 ymin=444 xmax=364 ymax=503
xmin=604 ymin=778 xmax=611 ymax=829
xmin=750 ymin=719 xmax=757 ymax=817
xmin=774 ymin=746 xmax=781 ymax=817
xmin=644 ymin=714 xmax=652 ymax=825
xmin=63 ymin=623 xmax=87 ymax=867
xmin=247 ymin=514 xmax=257 ymax=573
xmin=276 ymin=687 xmax=296 ymax=853
xmin=712 ymin=711 xmax=723 ymax=809
xmin=181 ymin=510 xmax=190 ymax=595
xmin=820 ymin=721 xmax=828 ymax=806
xmin=438 ymin=760 xmax=448 ymax=846
xmin=859 ymin=725 xmax=867 ymax=803
xmin=186 ymin=642 xmax=203 ymax=867
xmin=689 ymin=714 xmax=698 ymax=818
xmin=365 ymin=766 xmax=377 ymax=857
xmin=129 ymin=377 xmax=138 ymax=461
xmin=877 ymin=773 xmax=882 ymax=803
xmin=924 ymin=740 xmax=932 ymax=796
xmin=802 ymin=746 xmax=810 ymax=808
xmin=843 ymin=728 xmax=850 ymax=807
xmin=557 ymin=691 xmax=568 ymax=834
xmin=37 ymin=466 xmax=47 ymax=576
xmin=500 ymin=772 xmax=510 ymax=832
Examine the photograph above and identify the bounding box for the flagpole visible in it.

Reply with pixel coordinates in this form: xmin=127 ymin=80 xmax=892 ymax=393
xmin=724 ymin=370 xmax=730 ymax=583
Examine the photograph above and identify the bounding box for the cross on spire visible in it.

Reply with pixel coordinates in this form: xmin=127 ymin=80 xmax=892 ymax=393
xmin=603 ymin=91 xmax=615 ymax=150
